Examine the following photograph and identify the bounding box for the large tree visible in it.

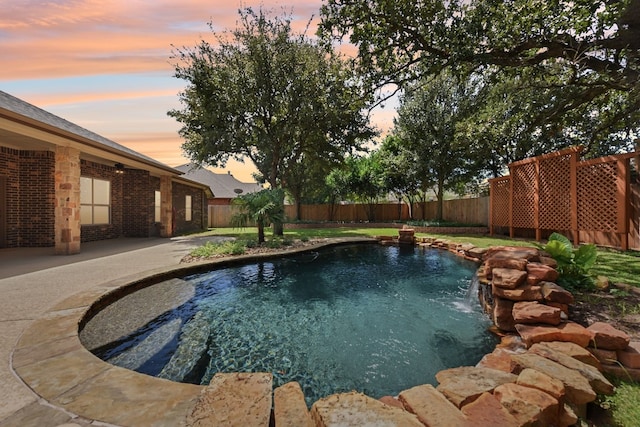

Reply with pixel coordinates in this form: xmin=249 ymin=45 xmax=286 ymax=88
xmin=319 ymin=0 xmax=640 ymax=153
xmin=393 ymin=71 xmax=478 ymax=220
xmin=169 ymin=8 xmax=375 ymax=231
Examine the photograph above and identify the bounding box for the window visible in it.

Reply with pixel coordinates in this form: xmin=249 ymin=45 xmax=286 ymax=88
xmin=80 ymin=177 xmax=111 ymax=225
xmin=185 ymin=195 xmax=192 ymax=221
xmin=154 ymin=191 xmax=161 ymax=222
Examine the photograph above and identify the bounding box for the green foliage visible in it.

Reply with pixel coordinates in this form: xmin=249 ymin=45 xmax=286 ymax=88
xmin=325 ymin=154 xmax=387 ymax=220
xmin=591 ymin=249 xmax=640 ymax=288
xmin=189 ymin=240 xmax=246 ymax=257
xmin=231 ymin=188 xmax=286 ymax=243
xmin=319 ymin=0 xmax=640 ymax=154
xmin=170 ymin=7 xmax=375 ymax=195
xmin=600 ymin=379 xmax=640 ymax=426
xmin=536 ymin=233 xmax=598 ymax=290
xmin=392 ymin=70 xmax=481 ymax=219
xmin=265 ymin=237 xmax=294 ymax=249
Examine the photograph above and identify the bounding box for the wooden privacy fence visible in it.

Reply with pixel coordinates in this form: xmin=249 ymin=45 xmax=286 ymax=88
xmin=489 ymin=146 xmax=640 ymax=251
xmin=208 ymin=197 xmax=489 ymax=228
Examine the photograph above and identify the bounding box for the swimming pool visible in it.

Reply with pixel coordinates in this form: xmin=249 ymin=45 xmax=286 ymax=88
xmin=83 ymin=243 xmax=497 ymax=405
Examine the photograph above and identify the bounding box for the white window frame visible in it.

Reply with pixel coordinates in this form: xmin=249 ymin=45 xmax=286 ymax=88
xmin=154 ymin=190 xmax=161 ymax=222
xmin=80 ymin=177 xmax=111 ymax=225
xmin=185 ymin=195 xmax=192 ymax=221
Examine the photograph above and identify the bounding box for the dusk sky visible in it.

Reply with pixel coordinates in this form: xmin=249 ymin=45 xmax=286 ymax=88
xmin=1 ymin=0 xmax=395 ymax=182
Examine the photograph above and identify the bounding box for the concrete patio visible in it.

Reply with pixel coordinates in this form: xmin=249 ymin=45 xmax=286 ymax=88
xmin=0 ymin=236 xmax=218 ymax=426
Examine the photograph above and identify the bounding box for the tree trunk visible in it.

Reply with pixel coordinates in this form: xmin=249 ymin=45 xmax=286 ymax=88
xmin=258 ymin=221 xmax=265 ymax=244
xmin=295 ymin=199 xmax=301 ymax=221
xmin=436 ymin=177 xmax=444 ymax=221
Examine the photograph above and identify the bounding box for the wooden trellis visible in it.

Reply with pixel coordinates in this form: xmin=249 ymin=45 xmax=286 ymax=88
xmin=489 ymin=146 xmax=639 ymax=250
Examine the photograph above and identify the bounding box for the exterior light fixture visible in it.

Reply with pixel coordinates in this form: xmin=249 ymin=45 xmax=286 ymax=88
xmin=115 ymin=163 xmax=125 ymax=174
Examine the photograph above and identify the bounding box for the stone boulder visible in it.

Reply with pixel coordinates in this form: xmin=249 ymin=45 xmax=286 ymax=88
xmin=515 ymin=322 xmax=594 ymax=348
xmin=492 ymin=268 xmax=528 ymax=289
xmin=493 ymin=382 xmax=560 ymax=427
xmin=516 ymin=368 xmax=565 ymax=401
xmin=587 ymin=322 xmax=631 ymax=350
xmin=538 ymin=341 xmax=601 ymax=370
xmin=617 ymin=341 xmax=640 ymax=369
xmin=477 ymin=347 xmax=520 ymax=373
xmin=311 ymin=392 xmax=423 ymax=427
xmin=512 ymin=301 xmax=562 ymax=325
xmin=528 ymin=343 xmax=614 ymax=395
xmin=398 ymin=384 xmax=471 ymax=427
xmin=511 ymin=353 xmax=596 ymax=405
xmin=589 ymin=347 xmax=618 ymax=366
xmin=459 ymin=392 xmax=519 ymax=427
xmin=187 ymin=372 xmax=272 ymax=427
xmin=526 ymin=263 xmax=560 ymax=285
xmin=484 ymin=247 xmax=541 ymax=262
xmin=435 ymin=366 xmax=517 ymax=408
xmin=493 ymin=283 xmax=544 ymax=302
xmin=493 ymin=298 xmax=516 ymax=332
xmin=541 ymin=282 xmax=574 ymax=304
xmin=274 ymin=382 xmax=313 ymax=427
xmin=486 ymin=257 xmax=529 ymax=275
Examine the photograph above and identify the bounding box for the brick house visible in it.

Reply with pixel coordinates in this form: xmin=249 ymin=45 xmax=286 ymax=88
xmin=0 ymin=91 xmax=211 ymax=254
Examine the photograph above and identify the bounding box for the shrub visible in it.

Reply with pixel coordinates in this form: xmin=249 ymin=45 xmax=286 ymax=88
xmin=536 ymin=233 xmax=597 ymax=290
xmin=189 ymin=240 xmax=246 ymax=257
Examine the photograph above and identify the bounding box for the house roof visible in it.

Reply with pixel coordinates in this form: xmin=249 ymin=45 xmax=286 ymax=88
xmin=175 ymin=164 xmax=263 ymax=199
xmin=0 ymin=90 xmax=179 ymax=175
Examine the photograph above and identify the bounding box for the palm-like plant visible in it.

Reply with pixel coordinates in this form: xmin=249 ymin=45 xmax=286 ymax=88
xmin=231 ymin=189 xmax=285 ymax=243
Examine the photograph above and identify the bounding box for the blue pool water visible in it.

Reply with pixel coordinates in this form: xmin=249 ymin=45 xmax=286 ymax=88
xmin=91 ymin=244 xmax=497 ymax=405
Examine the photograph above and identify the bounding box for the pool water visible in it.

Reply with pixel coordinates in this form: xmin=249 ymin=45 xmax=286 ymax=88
xmin=90 ymin=244 xmax=497 ymax=405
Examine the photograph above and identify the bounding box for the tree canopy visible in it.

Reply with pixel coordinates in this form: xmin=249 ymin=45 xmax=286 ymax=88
xmin=320 ymin=0 xmax=640 ymax=153
xmin=169 ymin=8 xmax=376 ymax=190
xmin=393 ymin=71 xmax=479 ymax=219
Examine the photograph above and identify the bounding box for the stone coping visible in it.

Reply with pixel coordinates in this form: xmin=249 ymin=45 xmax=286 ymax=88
xmin=10 ymin=237 xmax=380 ymax=426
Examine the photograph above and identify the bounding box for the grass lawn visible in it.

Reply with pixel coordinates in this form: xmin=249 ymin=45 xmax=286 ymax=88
xmin=198 ymin=226 xmax=640 ymax=425
xmin=203 ymin=226 xmax=640 ymax=287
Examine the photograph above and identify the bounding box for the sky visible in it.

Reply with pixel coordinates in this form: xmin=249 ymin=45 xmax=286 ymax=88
xmin=0 ymin=0 xmax=396 ymax=182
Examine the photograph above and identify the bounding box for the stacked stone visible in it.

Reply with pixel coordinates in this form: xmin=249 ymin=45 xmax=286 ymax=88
xmin=588 ymin=322 xmax=640 ymax=381
xmin=475 ymin=246 xmax=573 ymax=333
xmin=398 ymin=227 xmax=416 ymax=245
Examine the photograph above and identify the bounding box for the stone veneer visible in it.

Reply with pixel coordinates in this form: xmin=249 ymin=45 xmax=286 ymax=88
xmin=10 ymin=235 xmax=640 ymax=426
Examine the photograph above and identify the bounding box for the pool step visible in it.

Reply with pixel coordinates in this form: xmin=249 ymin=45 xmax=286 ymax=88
xmin=158 ymin=311 xmax=212 ymax=382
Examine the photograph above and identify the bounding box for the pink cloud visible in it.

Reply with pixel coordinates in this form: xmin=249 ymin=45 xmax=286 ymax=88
xmin=1 ymin=0 xmax=384 ymax=180
xmin=0 ymin=0 xmax=325 ymax=80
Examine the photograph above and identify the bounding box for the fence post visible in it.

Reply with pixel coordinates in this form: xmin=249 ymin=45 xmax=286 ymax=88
xmin=570 ymin=152 xmax=579 ymax=246
xmin=618 ymin=158 xmax=630 ymax=251
xmin=509 ymin=169 xmax=514 ymax=238
xmin=534 ymin=159 xmax=541 ymax=241
xmin=489 ymin=181 xmax=494 ymax=236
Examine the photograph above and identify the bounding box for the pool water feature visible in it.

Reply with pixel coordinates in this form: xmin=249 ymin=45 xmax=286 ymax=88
xmin=86 ymin=244 xmax=497 ymax=406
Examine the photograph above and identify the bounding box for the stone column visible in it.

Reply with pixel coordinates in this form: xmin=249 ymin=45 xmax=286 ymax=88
xmin=54 ymin=146 xmax=81 ymax=255
xmin=160 ymin=175 xmax=173 ymax=237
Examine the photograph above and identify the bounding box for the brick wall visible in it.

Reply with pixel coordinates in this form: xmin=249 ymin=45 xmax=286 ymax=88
xmin=122 ymin=169 xmax=151 ymax=237
xmin=20 ymin=151 xmax=55 ymax=246
xmin=80 ymin=160 xmax=123 ymax=242
xmin=0 ymin=148 xmax=55 ymax=247
xmin=172 ymin=181 xmax=205 ymax=235
xmin=0 ymin=147 xmax=20 ymax=247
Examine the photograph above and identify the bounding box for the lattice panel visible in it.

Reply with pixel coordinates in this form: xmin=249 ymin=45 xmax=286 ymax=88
xmin=511 ymin=163 xmax=537 ymax=228
xmin=491 ymin=177 xmax=511 ymax=226
xmin=577 ymin=161 xmax=618 ymax=232
xmin=539 ymin=153 xmax=572 ymax=229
